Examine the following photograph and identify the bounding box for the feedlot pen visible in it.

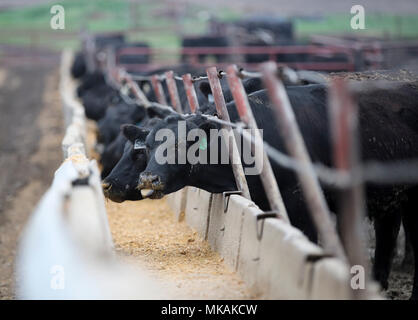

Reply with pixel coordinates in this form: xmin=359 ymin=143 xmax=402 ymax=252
xmin=14 ymin=50 xmax=388 ymax=300
xmin=97 ymin=136 xmax=252 ymax=299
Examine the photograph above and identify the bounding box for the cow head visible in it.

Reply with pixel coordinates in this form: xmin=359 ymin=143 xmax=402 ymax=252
xmin=102 ymin=124 xmax=150 ymax=202
xmin=137 ymin=114 xmax=237 ymax=199
xmin=100 ymin=132 xmax=127 ymax=179
xmin=97 ymin=102 xmax=147 ymax=148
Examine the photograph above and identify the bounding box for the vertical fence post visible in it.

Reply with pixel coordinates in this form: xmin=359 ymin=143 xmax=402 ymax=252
xmin=84 ymin=33 xmax=96 ymax=73
xmin=261 ymin=61 xmax=346 ymax=261
xmin=105 ymin=46 xmax=118 ymax=87
xmin=121 ymin=71 xmax=151 ymax=108
xmin=182 ymin=73 xmax=200 ymax=113
xmin=206 ymin=67 xmax=251 ymax=200
xmin=226 ymin=65 xmax=289 ymax=223
xmin=165 ymin=71 xmax=183 ymax=113
xmin=329 ymin=78 xmax=369 ymax=298
xmin=151 ymin=75 xmax=168 ymax=105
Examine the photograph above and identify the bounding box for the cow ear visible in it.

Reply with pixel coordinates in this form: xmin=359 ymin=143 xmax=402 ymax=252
xmin=121 ymin=124 xmax=149 ymax=142
xmin=198 ymin=81 xmax=213 ymax=101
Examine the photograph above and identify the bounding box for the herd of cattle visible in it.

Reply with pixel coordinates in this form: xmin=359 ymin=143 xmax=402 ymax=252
xmin=71 ymin=43 xmax=418 ymax=299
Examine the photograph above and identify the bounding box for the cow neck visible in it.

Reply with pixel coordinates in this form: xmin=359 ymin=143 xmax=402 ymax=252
xmin=187 ymin=161 xmax=237 ymax=194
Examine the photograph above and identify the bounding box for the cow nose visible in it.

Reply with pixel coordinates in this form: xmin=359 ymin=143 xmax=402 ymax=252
xmin=102 ymin=182 xmax=111 ymax=192
xmin=138 ymin=172 xmax=162 ymax=189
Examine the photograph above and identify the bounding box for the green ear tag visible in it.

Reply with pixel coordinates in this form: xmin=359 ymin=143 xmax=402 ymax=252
xmin=199 ymin=137 xmax=207 ymax=151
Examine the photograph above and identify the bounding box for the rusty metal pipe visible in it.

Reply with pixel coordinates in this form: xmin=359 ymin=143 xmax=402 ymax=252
xmin=226 ymin=64 xmax=289 ymax=223
xmin=165 ymin=71 xmax=183 ymax=113
xmin=182 ymin=73 xmax=200 ymax=113
xmin=206 ymin=66 xmax=251 ymax=200
xmin=261 ymin=61 xmax=346 ymax=261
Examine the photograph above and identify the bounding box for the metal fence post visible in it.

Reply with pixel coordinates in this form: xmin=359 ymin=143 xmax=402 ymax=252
xmin=226 ymin=64 xmax=289 ymax=223
xmin=261 ymin=61 xmax=346 ymax=261
xmin=120 ymin=71 xmax=151 ymax=108
xmin=329 ymin=78 xmax=369 ymax=298
xmin=84 ymin=33 xmax=96 ymax=73
xmin=151 ymin=75 xmax=168 ymax=105
xmin=182 ymin=73 xmax=200 ymax=113
xmin=206 ymin=67 xmax=251 ymax=200
xmin=165 ymin=71 xmax=183 ymax=113
xmin=105 ymin=47 xmax=119 ymax=88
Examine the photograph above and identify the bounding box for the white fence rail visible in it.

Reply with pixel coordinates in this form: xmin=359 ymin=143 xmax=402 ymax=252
xmin=15 ymin=51 xmax=164 ymax=299
xmin=167 ymin=188 xmax=381 ymax=299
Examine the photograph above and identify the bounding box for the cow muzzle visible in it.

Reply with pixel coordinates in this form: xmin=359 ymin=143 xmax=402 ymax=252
xmin=137 ymin=172 xmax=165 ymax=199
xmin=102 ymin=181 xmax=124 ymax=203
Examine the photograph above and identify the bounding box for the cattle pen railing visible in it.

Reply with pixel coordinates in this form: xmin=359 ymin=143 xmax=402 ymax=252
xmin=101 ymin=43 xmax=392 ymax=299
xmin=110 ymin=44 xmax=357 ymax=73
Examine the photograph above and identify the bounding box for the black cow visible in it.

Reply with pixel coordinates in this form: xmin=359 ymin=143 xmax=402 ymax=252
xmin=181 ymin=36 xmax=230 ymax=63
xmin=102 ymin=75 xmax=268 ymax=191
xmin=76 ymin=70 xmax=122 ymax=121
xmin=127 ymin=83 xmax=418 ymax=299
xmin=116 ymin=42 xmax=150 ymax=66
xmin=71 ymin=52 xmax=87 ymax=79
xmin=94 ymin=33 xmax=125 ymax=50
xmin=100 ymin=106 xmax=174 ymax=179
xmin=101 ymin=115 xmax=166 ymax=201
xmin=76 ymin=71 xmax=107 ymax=98
xmin=97 ymin=101 xmax=146 ymax=147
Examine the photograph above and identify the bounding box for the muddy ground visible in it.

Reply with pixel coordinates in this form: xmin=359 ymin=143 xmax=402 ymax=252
xmin=0 ymin=60 xmax=63 ymax=299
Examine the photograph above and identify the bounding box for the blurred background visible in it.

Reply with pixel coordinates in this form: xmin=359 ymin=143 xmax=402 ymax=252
xmin=0 ymin=0 xmax=418 ymax=70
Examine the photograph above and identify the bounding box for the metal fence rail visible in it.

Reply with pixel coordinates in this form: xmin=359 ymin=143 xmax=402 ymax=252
xmin=114 ymin=44 xmax=357 ymax=72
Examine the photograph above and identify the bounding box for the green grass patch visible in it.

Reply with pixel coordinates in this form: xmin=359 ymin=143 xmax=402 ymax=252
xmin=0 ymin=1 xmax=416 ymax=53
xmin=295 ymin=13 xmax=418 ymax=39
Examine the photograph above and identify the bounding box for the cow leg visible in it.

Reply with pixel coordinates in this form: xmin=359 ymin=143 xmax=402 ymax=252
xmin=401 ymin=218 xmax=414 ymax=269
xmin=373 ymin=211 xmax=401 ymax=291
xmin=402 ymin=188 xmax=418 ymax=300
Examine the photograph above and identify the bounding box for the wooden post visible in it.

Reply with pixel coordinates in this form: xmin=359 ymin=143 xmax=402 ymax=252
xmin=206 ymin=67 xmax=251 ymax=200
xmin=226 ymin=64 xmax=289 ymax=223
xmin=261 ymin=61 xmax=346 ymax=261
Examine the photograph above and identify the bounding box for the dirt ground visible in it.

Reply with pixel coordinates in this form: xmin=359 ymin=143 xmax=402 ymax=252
xmin=0 ymin=61 xmax=63 ymax=299
xmin=106 ymin=199 xmax=252 ymax=299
